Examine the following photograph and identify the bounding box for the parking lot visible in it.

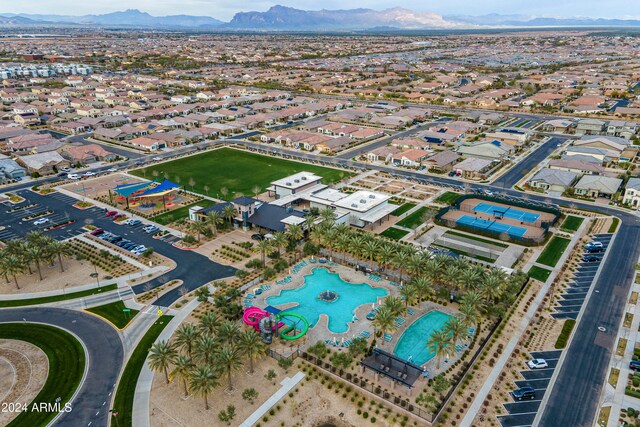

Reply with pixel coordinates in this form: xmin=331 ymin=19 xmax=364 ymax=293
xmin=498 ymin=350 xmax=563 ymax=427
xmin=552 ymin=233 xmax=612 ymax=320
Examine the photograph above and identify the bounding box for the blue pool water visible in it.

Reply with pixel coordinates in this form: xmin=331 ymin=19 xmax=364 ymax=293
xmin=457 ymin=215 xmax=528 ymax=238
xmin=266 ymin=268 xmax=387 ymax=334
xmin=393 ymin=310 xmax=453 ymax=366
xmin=473 ymin=202 xmax=540 ymax=223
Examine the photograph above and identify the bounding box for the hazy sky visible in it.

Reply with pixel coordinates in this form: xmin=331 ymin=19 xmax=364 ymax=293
xmin=5 ymin=0 xmax=640 ymax=21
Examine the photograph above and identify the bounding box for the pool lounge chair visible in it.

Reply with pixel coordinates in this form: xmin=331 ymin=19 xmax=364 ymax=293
xmin=407 ymin=308 xmax=415 ymax=315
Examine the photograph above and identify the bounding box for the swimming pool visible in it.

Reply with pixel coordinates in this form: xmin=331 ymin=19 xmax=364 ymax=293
xmin=266 ymin=268 xmax=387 ymax=334
xmin=473 ymin=202 xmax=540 ymax=223
xmin=393 ymin=310 xmax=453 ymax=366
xmin=457 ymin=215 xmax=528 ymax=238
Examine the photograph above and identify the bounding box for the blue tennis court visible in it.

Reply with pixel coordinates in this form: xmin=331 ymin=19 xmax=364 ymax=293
xmin=457 ymin=215 xmax=528 ymax=238
xmin=473 ymin=202 xmax=540 ymax=223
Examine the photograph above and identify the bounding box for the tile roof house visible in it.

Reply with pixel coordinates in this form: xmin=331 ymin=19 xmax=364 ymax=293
xmin=60 ymin=144 xmax=117 ymax=164
xmin=529 ymin=168 xmax=578 ymax=193
xmin=548 ymin=158 xmax=605 ymax=175
xmin=453 ymin=157 xmax=492 ymax=179
xmin=17 ymin=151 xmax=69 ymax=175
xmin=424 ymin=150 xmax=459 ymax=171
xmin=0 ymin=156 xmax=26 ymax=179
xmin=574 ymin=175 xmax=623 ymax=198
xmin=391 ymin=149 xmax=430 ymax=167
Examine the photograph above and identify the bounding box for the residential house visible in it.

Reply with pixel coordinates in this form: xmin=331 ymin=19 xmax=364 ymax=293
xmin=574 ymin=175 xmax=623 ymax=199
xmin=457 ymin=140 xmax=513 ymax=161
xmin=391 ymin=149 xmax=430 ymax=167
xmin=424 ymin=150 xmax=459 ymax=171
xmin=366 ymin=146 xmax=401 ymax=163
xmin=17 ymin=151 xmax=69 ymax=175
xmin=575 ymin=119 xmax=606 ymax=136
xmin=60 ymin=144 xmax=117 ymax=164
xmin=528 ymin=168 xmax=578 ymax=193
xmin=129 ymin=136 xmax=166 ymax=151
xmin=453 ymin=158 xmax=492 ymax=179
xmin=548 ymin=158 xmax=605 ymax=175
xmin=623 ymin=178 xmax=640 ymax=208
xmin=0 ymin=156 xmax=26 ymax=179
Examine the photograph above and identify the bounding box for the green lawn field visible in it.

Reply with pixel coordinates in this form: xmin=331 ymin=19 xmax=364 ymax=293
xmin=87 ymin=300 xmax=139 ymax=329
xmin=434 ymin=191 xmax=460 ymax=205
xmin=390 ymin=202 xmax=417 ymax=217
xmin=380 ymin=227 xmax=410 ymax=240
xmin=536 ymin=236 xmax=571 ymax=267
xmin=132 ymin=148 xmax=349 ymax=200
xmin=528 ymin=265 xmax=552 ymax=282
xmin=560 ymin=215 xmax=584 ymax=232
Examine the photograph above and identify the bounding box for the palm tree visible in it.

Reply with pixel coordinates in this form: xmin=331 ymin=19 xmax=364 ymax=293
xmin=459 ymin=302 xmax=479 ymax=329
xmin=237 ymin=329 xmax=266 ymax=374
xmin=319 ymin=207 xmax=335 ymax=225
xmin=222 ymin=204 xmax=236 ymax=228
xmin=460 ymin=268 xmax=481 ymax=294
xmin=174 ymin=323 xmax=199 ymax=357
xmin=217 ymin=320 xmax=240 ymax=345
xmin=426 ymin=329 xmax=452 ymax=370
xmin=148 ymin=340 xmax=177 ymax=384
xmin=392 ymin=248 xmax=410 ymax=282
xmin=336 ymin=233 xmax=352 ymax=263
xmin=309 ymin=228 xmax=324 ymax=247
xmin=286 ymin=223 xmax=303 ymax=244
xmin=412 ymin=276 xmax=434 ymax=301
xmin=303 ymin=215 xmax=316 ymax=233
xmin=323 ymin=227 xmax=338 ymax=259
xmin=399 ymin=282 xmax=418 ymax=308
xmin=444 ymin=264 xmax=460 ymax=296
xmin=190 ymin=365 xmax=219 ymax=410
xmin=271 ymin=232 xmax=287 ymax=257
xmin=46 ymin=240 xmax=73 ymax=273
xmin=5 ymin=239 xmax=30 ymax=275
xmin=216 ymin=345 xmax=243 ymax=391
xmin=377 ymin=243 xmax=396 ymax=273
xmin=348 ymin=234 xmax=366 ymax=263
xmin=371 ymin=306 xmax=396 ymax=341
xmin=194 ymin=334 xmax=217 ymax=365
xmin=362 ymin=239 xmax=380 ymax=270
xmin=256 ymin=239 xmax=272 ymax=265
xmin=407 ymin=252 xmax=425 ymax=278
xmin=199 ymin=312 xmax=220 ymax=336
xmin=171 ymin=355 xmax=194 ymax=397
xmin=24 ymin=244 xmax=44 ymax=281
xmin=0 ymin=254 xmax=23 ymax=289
xmin=189 ymin=220 xmax=209 ymax=242
xmin=383 ymin=296 xmax=405 ymax=317
xmin=444 ymin=316 xmax=466 ymax=346
xmin=252 ymin=184 xmax=262 ymax=199
xmin=206 ymin=211 xmax=223 ymax=236
xmin=479 ymin=274 xmax=503 ymax=304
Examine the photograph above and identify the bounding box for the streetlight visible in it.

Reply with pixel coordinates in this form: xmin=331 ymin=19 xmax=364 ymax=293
xmin=90 ymin=262 xmax=100 ymax=289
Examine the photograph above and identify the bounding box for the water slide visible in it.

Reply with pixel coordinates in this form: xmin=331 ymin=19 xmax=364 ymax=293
xmin=243 ymin=307 xmax=285 ymax=331
xmin=277 ymin=312 xmax=309 ymax=341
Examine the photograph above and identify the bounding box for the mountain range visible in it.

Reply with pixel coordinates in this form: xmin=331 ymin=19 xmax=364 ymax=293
xmin=2 ymin=7 xmax=640 ymax=30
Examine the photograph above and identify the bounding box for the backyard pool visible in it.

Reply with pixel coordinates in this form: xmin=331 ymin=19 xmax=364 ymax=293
xmin=393 ymin=310 xmax=453 ymax=366
xmin=266 ymin=268 xmax=387 ymax=334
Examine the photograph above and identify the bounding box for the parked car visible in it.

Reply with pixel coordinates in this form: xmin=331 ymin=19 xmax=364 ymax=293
xmin=68 ymin=173 xmax=81 ymax=180
xmin=512 ymin=387 xmax=536 ymax=401
xmin=144 ymin=226 xmax=159 ymax=234
xmin=90 ymin=228 xmax=104 ymax=236
xmin=127 ymin=219 xmax=142 ymax=226
xmin=134 ymin=161 xmax=145 ymax=166
xmin=585 ymin=241 xmax=603 ymax=251
xmin=582 ymin=254 xmax=599 ymax=263
xmin=60 ymin=166 xmax=71 ymax=172
xmin=152 ymin=156 xmax=162 ymax=161
xmin=251 ymin=234 xmax=265 ymax=241
xmin=33 ymin=218 xmax=49 ymax=226
xmin=585 ymin=246 xmax=604 ymax=253
xmin=630 ymin=361 xmax=640 ymax=372
xmin=83 ymin=171 xmax=96 ymax=177
xmin=105 ymin=211 xmax=117 ymax=217
xmin=527 ymin=359 xmax=548 ymax=369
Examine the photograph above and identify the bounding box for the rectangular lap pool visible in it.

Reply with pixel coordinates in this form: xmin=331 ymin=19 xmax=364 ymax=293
xmin=473 ymin=202 xmax=540 ymax=223
xmin=266 ymin=268 xmax=387 ymax=334
xmin=457 ymin=215 xmax=528 ymax=238
xmin=393 ymin=310 xmax=453 ymax=366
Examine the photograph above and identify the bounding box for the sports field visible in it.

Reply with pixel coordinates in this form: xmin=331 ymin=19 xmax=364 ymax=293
xmin=131 ymin=148 xmax=349 ymax=200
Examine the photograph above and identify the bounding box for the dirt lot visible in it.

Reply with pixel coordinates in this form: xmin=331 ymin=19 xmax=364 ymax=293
xmin=0 ymin=339 xmax=48 ymax=426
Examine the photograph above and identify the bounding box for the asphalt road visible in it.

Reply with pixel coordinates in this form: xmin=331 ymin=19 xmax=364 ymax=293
xmin=491 ymin=136 xmax=569 ymax=189
xmin=0 ymin=308 xmax=123 ymax=427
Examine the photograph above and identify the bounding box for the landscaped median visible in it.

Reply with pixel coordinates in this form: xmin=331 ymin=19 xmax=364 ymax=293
xmin=0 ymin=323 xmax=85 ymax=427
xmin=86 ymin=300 xmax=139 ymax=329
xmin=536 ymin=236 xmax=571 ymax=267
xmin=0 ymin=284 xmax=117 ymax=308
xmin=554 ymin=319 xmax=576 ymax=349
xmin=111 ymin=315 xmax=173 ymax=427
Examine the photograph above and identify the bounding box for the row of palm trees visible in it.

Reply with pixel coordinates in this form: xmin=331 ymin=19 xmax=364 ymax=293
xmin=148 ymin=312 xmax=267 ymax=410
xmin=0 ymin=231 xmax=73 ymax=289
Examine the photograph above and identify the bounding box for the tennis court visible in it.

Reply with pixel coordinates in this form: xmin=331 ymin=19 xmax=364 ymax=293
xmin=456 ymin=215 xmax=528 ymax=238
xmin=473 ymin=202 xmax=540 ymax=223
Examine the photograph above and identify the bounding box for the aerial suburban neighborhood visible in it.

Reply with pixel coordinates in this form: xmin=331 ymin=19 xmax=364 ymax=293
xmin=0 ymin=3 xmax=639 ymax=427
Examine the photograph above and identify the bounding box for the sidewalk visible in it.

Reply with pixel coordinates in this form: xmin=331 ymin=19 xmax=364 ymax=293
xmin=239 ymin=372 xmax=305 ymax=427
xmin=461 ymin=219 xmax=589 ymax=426
xmin=131 ymin=297 xmax=201 ymax=427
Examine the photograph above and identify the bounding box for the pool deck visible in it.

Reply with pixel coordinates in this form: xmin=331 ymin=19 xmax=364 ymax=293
xmin=247 ymin=259 xmax=469 ymax=377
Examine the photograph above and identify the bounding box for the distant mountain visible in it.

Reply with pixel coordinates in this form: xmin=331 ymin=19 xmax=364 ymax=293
xmin=448 ymin=13 xmax=640 ymax=27
xmin=0 ymin=15 xmax=46 ymax=25
xmin=226 ymin=5 xmax=460 ymax=30
xmin=0 ymin=9 xmax=224 ymax=29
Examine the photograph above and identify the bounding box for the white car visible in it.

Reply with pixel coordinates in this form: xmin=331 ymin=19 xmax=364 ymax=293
xmin=33 ymin=218 xmax=49 ymax=226
xmin=60 ymin=167 xmax=71 ymax=172
xmin=107 ymin=167 xmax=117 ymax=172
xmin=67 ymin=173 xmax=81 ymax=180
xmin=83 ymin=171 xmax=96 ymax=177
xmin=527 ymin=359 xmax=548 ymax=369
xmin=152 ymin=156 xmax=162 ymax=161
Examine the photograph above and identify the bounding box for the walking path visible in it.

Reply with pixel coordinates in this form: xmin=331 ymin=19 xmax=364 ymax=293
xmin=239 ymin=371 xmax=306 ymax=427
xmin=131 ymin=297 xmax=201 ymax=427
xmin=461 ymin=220 xmax=588 ymax=426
